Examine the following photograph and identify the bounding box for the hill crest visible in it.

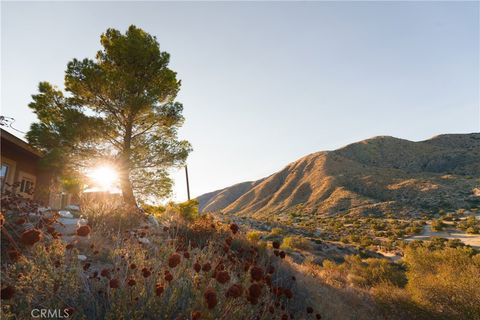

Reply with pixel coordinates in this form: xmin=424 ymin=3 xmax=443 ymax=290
xmin=197 ymin=133 xmax=480 ymax=216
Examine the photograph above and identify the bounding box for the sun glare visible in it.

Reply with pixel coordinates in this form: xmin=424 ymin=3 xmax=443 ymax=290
xmin=88 ymin=165 xmax=119 ymax=190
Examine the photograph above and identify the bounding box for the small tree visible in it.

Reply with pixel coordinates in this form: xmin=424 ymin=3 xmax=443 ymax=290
xmin=28 ymin=26 xmax=191 ymax=206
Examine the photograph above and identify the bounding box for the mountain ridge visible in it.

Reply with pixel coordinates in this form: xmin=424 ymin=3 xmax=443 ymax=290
xmin=197 ymin=133 xmax=480 ymax=217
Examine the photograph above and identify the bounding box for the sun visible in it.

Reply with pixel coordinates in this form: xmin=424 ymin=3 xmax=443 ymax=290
xmin=88 ymin=165 xmax=119 ymax=190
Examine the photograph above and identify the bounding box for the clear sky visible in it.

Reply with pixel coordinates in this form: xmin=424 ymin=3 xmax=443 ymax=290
xmin=2 ymin=1 xmax=479 ymax=201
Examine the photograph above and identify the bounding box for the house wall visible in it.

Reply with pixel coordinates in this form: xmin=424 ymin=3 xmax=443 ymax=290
xmin=1 ymin=137 xmax=51 ymax=205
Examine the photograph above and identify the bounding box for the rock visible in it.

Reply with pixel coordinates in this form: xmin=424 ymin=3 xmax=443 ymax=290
xmin=77 ymin=255 xmax=87 ymax=261
xmin=55 ymin=220 xmax=77 ymax=235
xmin=138 ymin=237 xmax=150 ymax=245
xmin=58 ymin=210 xmax=74 ymax=218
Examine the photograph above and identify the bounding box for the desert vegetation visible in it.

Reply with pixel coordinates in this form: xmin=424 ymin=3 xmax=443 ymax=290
xmin=1 ymin=192 xmax=327 ymax=319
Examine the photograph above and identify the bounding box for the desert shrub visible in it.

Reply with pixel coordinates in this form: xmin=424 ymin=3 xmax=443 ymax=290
xmin=246 ymin=230 xmax=262 ymax=242
xmin=270 ymin=227 xmax=283 ymax=236
xmin=466 ymin=227 xmax=479 ymax=234
xmin=1 ymin=241 xmax=82 ymax=319
xmin=321 ymin=255 xmax=406 ymax=289
xmin=176 ymin=199 xmax=200 ymax=222
xmin=164 ymin=199 xmax=200 ymax=223
xmin=430 ymin=219 xmax=445 ymax=231
xmin=281 ymin=236 xmax=312 ymax=251
xmin=81 ymin=200 xmax=143 ymax=234
xmin=142 ymin=203 xmax=166 ymax=219
xmin=372 ymin=283 xmax=436 ymax=320
xmin=404 ymin=246 xmax=480 ymax=319
xmin=1 ymin=205 xmax=318 ymax=320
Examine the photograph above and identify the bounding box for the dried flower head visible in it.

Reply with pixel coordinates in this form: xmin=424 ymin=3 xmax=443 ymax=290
xmin=250 ymin=266 xmax=264 ymax=282
xmin=141 ymin=267 xmax=152 ymax=278
xmin=20 ymin=229 xmax=42 ymax=246
xmin=76 ymin=225 xmax=91 ymax=237
xmin=7 ymin=250 xmax=21 ymax=261
xmin=204 ymin=287 xmax=217 ymax=309
xmin=168 ymin=253 xmax=181 ymax=268
xmin=155 ymin=284 xmax=164 ymax=296
xmin=109 ymin=279 xmax=120 ymax=289
xmin=1 ymin=286 xmax=15 ymax=300
xmin=100 ymin=269 xmax=110 ymax=278
xmin=215 ymin=271 xmax=230 ymax=284
xmin=225 ymin=284 xmax=243 ymax=298
xmin=249 ymin=283 xmax=262 ymax=299
xmin=193 ymin=262 xmax=201 ymax=273
xmin=230 ymin=223 xmax=239 ymax=234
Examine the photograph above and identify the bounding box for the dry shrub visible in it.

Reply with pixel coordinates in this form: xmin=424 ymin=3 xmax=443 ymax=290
xmin=372 ymin=283 xmax=436 ymax=320
xmin=404 ymin=246 xmax=480 ymax=319
xmin=281 ymin=236 xmax=312 ymax=251
xmin=80 ymin=199 xmax=143 ymax=234
xmin=1 ymin=202 xmax=320 ymax=320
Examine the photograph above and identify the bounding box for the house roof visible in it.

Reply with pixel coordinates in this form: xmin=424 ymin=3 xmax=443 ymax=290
xmin=1 ymin=128 xmax=43 ymax=157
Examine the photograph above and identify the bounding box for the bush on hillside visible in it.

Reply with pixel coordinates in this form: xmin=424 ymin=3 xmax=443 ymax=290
xmin=404 ymin=246 xmax=480 ymax=319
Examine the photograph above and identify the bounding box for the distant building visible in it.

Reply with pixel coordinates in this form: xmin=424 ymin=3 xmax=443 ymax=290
xmin=0 ymin=128 xmax=72 ymax=209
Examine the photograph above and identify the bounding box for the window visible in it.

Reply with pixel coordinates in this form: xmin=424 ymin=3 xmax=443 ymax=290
xmin=20 ymin=178 xmax=34 ymax=194
xmin=0 ymin=164 xmax=9 ymax=191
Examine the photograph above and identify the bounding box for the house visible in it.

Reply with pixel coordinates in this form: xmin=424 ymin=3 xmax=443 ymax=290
xmin=0 ymin=128 xmax=72 ymax=209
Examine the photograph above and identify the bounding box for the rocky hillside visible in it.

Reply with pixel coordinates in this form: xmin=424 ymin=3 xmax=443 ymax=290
xmin=198 ymin=133 xmax=480 ymax=217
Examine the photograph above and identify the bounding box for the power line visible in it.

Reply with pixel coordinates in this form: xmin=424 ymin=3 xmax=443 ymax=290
xmin=0 ymin=116 xmax=27 ymax=134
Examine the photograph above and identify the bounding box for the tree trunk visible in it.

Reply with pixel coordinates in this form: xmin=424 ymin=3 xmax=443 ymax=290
xmin=119 ymin=117 xmax=137 ymax=207
xmin=119 ymin=171 xmax=136 ymax=207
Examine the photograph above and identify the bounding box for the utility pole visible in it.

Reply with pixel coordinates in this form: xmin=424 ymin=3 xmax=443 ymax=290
xmin=185 ymin=165 xmax=191 ymax=201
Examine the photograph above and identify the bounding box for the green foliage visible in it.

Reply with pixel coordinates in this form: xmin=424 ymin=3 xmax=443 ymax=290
xmin=175 ymin=199 xmax=200 ymax=222
xmin=142 ymin=203 xmax=166 ymax=219
xmin=27 ymin=25 xmax=192 ymax=204
xmin=26 ymin=82 xmax=102 ymax=176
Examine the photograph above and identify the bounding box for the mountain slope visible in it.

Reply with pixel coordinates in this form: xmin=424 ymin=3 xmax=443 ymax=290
xmin=198 ymin=133 xmax=480 ymax=216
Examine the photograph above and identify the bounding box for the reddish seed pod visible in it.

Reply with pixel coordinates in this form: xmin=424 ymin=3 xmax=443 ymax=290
xmin=204 ymin=287 xmax=217 ymax=309
xmin=225 ymin=284 xmax=243 ymax=299
xmin=193 ymin=262 xmax=201 ymax=273
xmin=1 ymin=286 xmax=15 ymax=300
xmin=230 ymin=223 xmax=239 ymax=234
xmin=191 ymin=311 xmax=202 ymax=320
xmin=141 ymin=267 xmax=151 ymax=278
xmin=109 ymin=279 xmax=120 ymax=289
xmin=215 ymin=271 xmax=230 ymax=284
xmin=250 ymin=266 xmax=264 ymax=282
xmin=76 ymin=225 xmax=91 ymax=237
xmin=155 ymin=284 xmax=164 ymax=296
xmin=20 ymin=229 xmax=42 ymax=246
xmin=168 ymin=253 xmax=181 ymax=268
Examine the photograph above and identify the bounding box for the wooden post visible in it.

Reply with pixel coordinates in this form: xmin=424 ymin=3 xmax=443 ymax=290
xmin=185 ymin=165 xmax=191 ymax=201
